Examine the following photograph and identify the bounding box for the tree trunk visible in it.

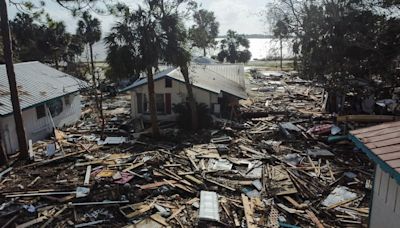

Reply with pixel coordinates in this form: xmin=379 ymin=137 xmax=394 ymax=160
xmin=89 ymin=44 xmax=99 ymax=111
xmin=0 ymin=0 xmax=28 ymax=159
xmin=99 ymin=81 xmax=105 ymax=140
xmin=146 ymin=67 xmax=160 ymax=136
xmin=0 ymin=136 xmax=8 ymax=165
xmin=203 ymin=47 xmax=206 ymax=57
xmin=180 ymin=65 xmax=198 ymax=130
xmin=280 ymin=37 xmax=283 ymax=70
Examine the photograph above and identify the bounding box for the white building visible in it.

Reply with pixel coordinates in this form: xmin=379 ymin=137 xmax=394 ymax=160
xmin=350 ymin=121 xmax=400 ymax=228
xmin=0 ymin=62 xmax=87 ymax=154
xmin=123 ymin=64 xmax=247 ymax=121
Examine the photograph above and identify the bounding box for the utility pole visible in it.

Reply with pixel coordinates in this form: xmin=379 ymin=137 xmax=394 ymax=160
xmin=0 ymin=0 xmax=29 ymax=159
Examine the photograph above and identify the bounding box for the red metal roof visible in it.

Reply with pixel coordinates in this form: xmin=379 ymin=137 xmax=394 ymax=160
xmin=350 ymin=121 xmax=400 ymax=173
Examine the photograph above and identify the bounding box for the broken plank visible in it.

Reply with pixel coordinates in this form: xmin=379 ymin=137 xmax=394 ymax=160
xmin=184 ymin=175 xmax=204 ymax=185
xmin=150 ymin=213 xmax=169 ymax=226
xmin=167 ymin=206 xmax=185 ymax=221
xmin=123 ymin=162 xmax=144 ymax=172
xmin=306 ymin=210 xmax=324 ymax=228
xmin=241 ymin=194 xmax=256 ymax=228
xmin=206 ymin=179 xmax=235 ymax=191
xmin=16 ymin=216 xmax=47 ymax=228
xmin=139 ymin=180 xmax=178 ymax=190
xmin=84 ymin=165 xmax=91 ymax=186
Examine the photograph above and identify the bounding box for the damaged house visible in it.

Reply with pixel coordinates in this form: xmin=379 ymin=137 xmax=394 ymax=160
xmin=124 ymin=64 xmax=247 ymax=121
xmin=0 ymin=62 xmax=87 ymax=154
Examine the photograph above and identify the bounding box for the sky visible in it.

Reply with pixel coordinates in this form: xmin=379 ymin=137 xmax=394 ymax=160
xmin=8 ymin=0 xmax=271 ymax=36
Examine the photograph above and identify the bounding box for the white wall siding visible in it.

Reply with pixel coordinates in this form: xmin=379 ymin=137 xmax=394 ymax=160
xmin=370 ymin=166 xmax=400 ymax=228
xmin=0 ymin=93 xmax=82 ymax=154
xmin=130 ymin=78 xmax=218 ymax=120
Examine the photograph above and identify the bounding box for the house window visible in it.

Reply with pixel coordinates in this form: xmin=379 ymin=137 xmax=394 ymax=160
xmin=137 ymin=93 xmax=143 ymax=113
xmin=165 ymin=78 xmax=172 ymax=88
xmin=137 ymin=93 xmax=148 ymax=114
xmin=156 ymin=94 xmax=165 ymax=113
xmin=64 ymin=95 xmax=71 ymax=106
xmin=48 ymin=99 xmax=63 ymax=117
xmin=36 ymin=105 xmax=46 ymax=119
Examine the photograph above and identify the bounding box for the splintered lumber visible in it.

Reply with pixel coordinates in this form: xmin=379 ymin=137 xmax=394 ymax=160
xmin=123 ymin=162 xmax=144 ymax=172
xmin=167 ymin=206 xmax=185 ymax=221
xmin=84 ymin=165 xmax=91 ymax=186
xmin=241 ymin=194 xmax=256 ymax=228
xmin=20 ymin=148 xmax=88 ymax=169
xmin=306 ymin=210 xmax=324 ymax=228
xmin=239 ymin=145 xmax=264 ymax=156
xmin=1 ymin=215 xmax=18 ymax=228
xmin=74 ymin=220 xmax=106 ymax=228
xmin=325 ymin=197 xmax=360 ymax=210
xmin=184 ymin=175 xmax=204 ymax=185
xmin=5 ymin=191 xmax=76 ymax=198
xmin=206 ymin=179 xmax=235 ymax=191
xmin=120 ymin=203 xmax=152 ymax=219
xmin=40 ymin=205 xmax=68 ymax=228
xmin=150 ymin=213 xmax=169 ymax=226
xmin=71 ymin=200 xmax=129 ymax=206
xmin=16 ymin=216 xmax=47 ymax=228
xmin=0 ymin=167 xmax=12 ymax=179
xmin=139 ymin=180 xmax=178 ymax=190
xmin=283 ymin=196 xmax=308 ymax=209
xmin=27 ymin=176 xmax=41 ymax=187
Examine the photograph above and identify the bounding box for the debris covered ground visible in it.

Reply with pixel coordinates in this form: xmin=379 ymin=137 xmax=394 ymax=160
xmin=0 ymin=72 xmax=375 ymax=227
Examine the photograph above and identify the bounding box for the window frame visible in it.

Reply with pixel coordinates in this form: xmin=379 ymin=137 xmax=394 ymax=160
xmin=36 ymin=105 xmax=46 ymax=119
xmin=165 ymin=77 xmax=172 ymax=88
xmin=155 ymin=93 xmax=165 ymax=114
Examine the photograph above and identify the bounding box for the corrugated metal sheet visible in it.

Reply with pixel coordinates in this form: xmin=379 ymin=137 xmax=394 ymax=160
xmin=0 ymin=61 xmax=87 ymax=116
xmin=124 ymin=65 xmax=247 ymax=99
xmin=350 ymin=121 xmax=400 ymax=173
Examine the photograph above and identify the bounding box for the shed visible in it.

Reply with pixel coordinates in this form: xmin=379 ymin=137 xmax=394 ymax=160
xmin=349 ymin=121 xmax=400 ymax=227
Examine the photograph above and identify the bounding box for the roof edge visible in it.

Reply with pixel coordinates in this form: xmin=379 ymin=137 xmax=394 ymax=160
xmin=349 ymin=134 xmax=400 ymax=184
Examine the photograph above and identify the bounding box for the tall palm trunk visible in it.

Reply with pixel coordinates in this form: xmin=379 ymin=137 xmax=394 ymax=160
xmin=0 ymin=0 xmax=28 ymax=159
xmin=203 ymin=47 xmax=206 ymax=57
xmin=89 ymin=44 xmax=99 ymax=109
xmin=280 ymin=36 xmax=283 ymax=70
xmin=146 ymin=67 xmax=160 ymax=136
xmin=180 ymin=65 xmax=198 ymax=130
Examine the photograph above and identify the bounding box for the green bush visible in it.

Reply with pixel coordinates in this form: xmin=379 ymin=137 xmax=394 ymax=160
xmin=173 ymin=102 xmax=212 ymax=130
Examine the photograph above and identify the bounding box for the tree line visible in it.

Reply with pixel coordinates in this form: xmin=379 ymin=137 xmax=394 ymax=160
xmin=268 ymin=0 xmax=400 ymax=113
xmin=1 ymin=0 xmax=253 ymax=161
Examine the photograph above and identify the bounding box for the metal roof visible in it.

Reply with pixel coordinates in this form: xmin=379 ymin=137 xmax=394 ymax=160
xmin=123 ymin=65 xmax=247 ymax=99
xmin=0 ymin=61 xmax=88 ymax=116
xmin=349 ymin=121 xmax=400 ymax=183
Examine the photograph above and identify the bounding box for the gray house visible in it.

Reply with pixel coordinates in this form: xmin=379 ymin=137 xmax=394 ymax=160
xmin=0 ymin=62 xmax=87 ymax=154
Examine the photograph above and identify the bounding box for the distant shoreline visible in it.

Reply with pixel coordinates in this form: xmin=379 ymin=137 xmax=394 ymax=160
xmin=217 ymin=34 xmax=296 ymax=39
xmin=217 ymin=34 xmax=274 ymax=39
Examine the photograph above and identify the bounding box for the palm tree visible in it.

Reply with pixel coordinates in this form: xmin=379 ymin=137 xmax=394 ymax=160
xmin=106 ymin=6 xmax=161 ymax=136
xmin=161 ymin=13 xmax=198 ymax=130
xmin=77 ymin=11 xmax=101 ymax=109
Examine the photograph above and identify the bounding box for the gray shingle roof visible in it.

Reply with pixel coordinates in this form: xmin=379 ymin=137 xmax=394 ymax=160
xmin=0 ymin=61 xmax=88 ymax=116
xmin=123 ymin=65 xmax=247 ymax=99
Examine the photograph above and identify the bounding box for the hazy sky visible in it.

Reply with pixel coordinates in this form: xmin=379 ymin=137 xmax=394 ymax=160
xmin=8 ymin=0 xmax=270 ymax=36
